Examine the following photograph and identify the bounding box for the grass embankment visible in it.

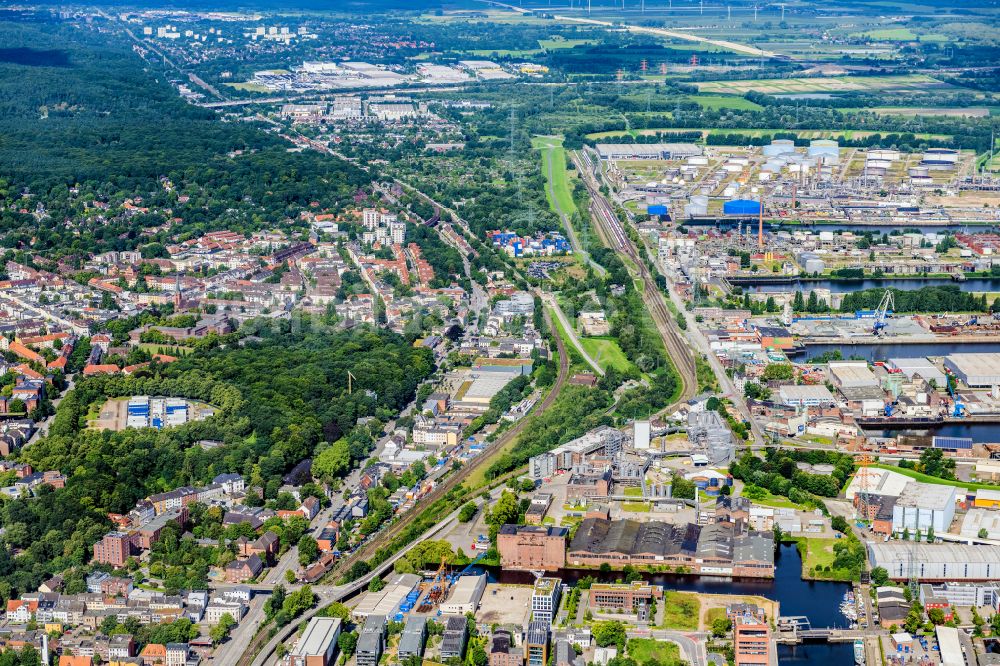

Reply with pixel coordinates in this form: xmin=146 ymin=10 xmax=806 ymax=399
xmin=580 ymin=337 xmax=633 ymax=373
xmin=868 ymin=464 xmax=1000 ymax=492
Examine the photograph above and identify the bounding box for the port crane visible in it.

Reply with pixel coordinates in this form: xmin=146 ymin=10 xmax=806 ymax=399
xmin=872 ymin=290 xmax=894 ymax=336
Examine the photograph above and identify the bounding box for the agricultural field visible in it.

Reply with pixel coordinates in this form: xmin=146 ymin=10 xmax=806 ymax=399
xmin=686 ymin=94 xmax=763 ymax=111
xmin=852 ymin=27 xmax=948 ymax=42
xmin=695 ymin=74 xmax=952 ymax=96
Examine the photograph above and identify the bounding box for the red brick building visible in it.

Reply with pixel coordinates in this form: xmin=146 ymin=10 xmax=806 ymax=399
xmin=733 ymin=616 xmax=772 ymax=666
xmin=93 ymin=532 xmax=132 ymax=567
xmin=497 ymin=525 xmax=567 ymax=571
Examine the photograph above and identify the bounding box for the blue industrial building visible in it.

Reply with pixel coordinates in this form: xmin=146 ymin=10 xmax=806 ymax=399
xmin=723 ymin=199 xmax=762 ymax=216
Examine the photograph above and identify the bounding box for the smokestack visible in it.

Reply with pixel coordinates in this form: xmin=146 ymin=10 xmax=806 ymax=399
xmin=758 ymin=200 xmax=764 ymax=250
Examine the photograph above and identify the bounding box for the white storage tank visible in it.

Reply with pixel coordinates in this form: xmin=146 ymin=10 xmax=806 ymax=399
xmin=763 ymin=139 xmax=796 ymax=157
xmin=687 ymin=155 xmax=709 ymax=166
xmin=868 ymin=149 xmax=900 ymax=162
xmin=807 ymin=139 xmax=840 ymax=163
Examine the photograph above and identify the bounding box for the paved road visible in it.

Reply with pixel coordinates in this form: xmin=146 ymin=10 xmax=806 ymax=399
xmin=482 ymin=1 xmax=784 ymax=58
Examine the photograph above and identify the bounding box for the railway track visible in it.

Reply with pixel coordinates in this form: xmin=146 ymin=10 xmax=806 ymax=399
xmin=571 ymin=150 xmax=698 ymax=405
xmin=333 ymin=307 xmax=570 ymax=575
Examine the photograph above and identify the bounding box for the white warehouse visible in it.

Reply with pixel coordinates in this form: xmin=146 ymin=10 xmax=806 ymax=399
xmin=891 ymin=483 xmax=958 ymax=535
xmin=943 ymin=353 xmax=1000 ymax=388
xmin=440 ymin=574 xmax=486 ymax=615
xmin=868 ymin=543 xmax=1000 ymax=581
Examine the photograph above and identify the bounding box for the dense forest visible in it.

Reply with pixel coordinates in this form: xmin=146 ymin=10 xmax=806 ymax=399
xmin=0 ymin=318 xmax=433 ymax=597
xmin=0 ymin=15 xmax=369 ymax=260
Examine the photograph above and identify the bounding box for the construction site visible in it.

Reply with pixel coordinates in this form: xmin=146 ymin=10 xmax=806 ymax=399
xmin=349 ymin=552 xmax=489 ymax=623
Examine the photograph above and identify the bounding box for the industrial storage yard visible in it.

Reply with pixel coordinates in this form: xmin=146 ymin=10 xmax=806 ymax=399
xmin=89 ymin=395 xmax=216 ymax=431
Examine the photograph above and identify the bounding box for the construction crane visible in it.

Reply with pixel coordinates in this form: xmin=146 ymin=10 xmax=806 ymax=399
xmin=872 ymin=290 xmax=894 ymax=336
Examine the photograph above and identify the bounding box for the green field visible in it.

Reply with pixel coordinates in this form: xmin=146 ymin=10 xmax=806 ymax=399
xmin=466 ymin=48 xmax=542 ymax=57
xmin=687 ymin=94 xmax=763 ymax=111
xmin=538 ymin=38 xmax=596 ymax=50
xmin=580 ymin=337 xmax=632 ymax=373
xmin=225 ymin=82 xmax=272 ymax=93
xmin=660 ymin=591 xmax=700 ymax=630
xmin=627 ymin=639 xmax=680 ymax=664
xmin=623 ymin=486 xmax=643 ymax=497
xmin=138 ymin=343 xmax=193 ymax=357
xmin=798 ymin=537 xmax=839 ymax=570
xmin=621 ymin=502 xmax=651 ymax=512
xmin=695 ymin=74 xmax=950 ymax=96
xmin=534 ymin=136 xmax=577 ymax=218
xmin=854 ymin=28 xmax=947 ymax=42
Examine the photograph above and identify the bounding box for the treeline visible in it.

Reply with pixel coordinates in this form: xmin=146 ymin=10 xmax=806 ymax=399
xmin=839 ymin=286 xmax=987 ymax=313
xmin=2 ymin=317 xmax=433 ymax=597
xmin=730 ymin=448 xmax=855 ymax=505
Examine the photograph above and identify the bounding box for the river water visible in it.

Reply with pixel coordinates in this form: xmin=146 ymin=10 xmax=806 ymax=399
xmin=476 ymin=543 xmax=853 ymax=664
xmin=735 ymin=277 xmax=1000 ymax=294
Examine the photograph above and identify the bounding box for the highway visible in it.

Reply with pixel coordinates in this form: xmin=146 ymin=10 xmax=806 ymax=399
xmin=570 ymin=149 xmax=698 ymax=409
xmin=481 ymin=1 xmax=784 ymax=59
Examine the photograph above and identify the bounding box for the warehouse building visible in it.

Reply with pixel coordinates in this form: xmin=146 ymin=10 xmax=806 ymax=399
xmin=844 ymin=467 xmax=912 ymax=501
xmin=828 ymin=361 xmax=879 ymax=390
xmin=935 ymin=626 xmax=965 ymax=666
xmin=777 ymin=385 xmax=837 ymax=408
xmin=891 ymin=483 xmax=958 ymax=535
xmin=888 ymin=358 xmax=947 ymax=386
xmin=440 ymin=574 xmax=487 ymax=615
xmin=868 ymin=543 xmax=1000 ymax=581
xmin=567 ymin=518 xmax=774 ymax=577
xmin=498 ymin=525 xmax=568 ymax=571
xmin=944 ymin=353 xmax=1000 ymax=388
xmin=352 ymin=574 xmax=421 ymax=620
xmin=959 ymin=509 xmax=1000 ymax=540
xmin=287 ymin=617 xmax=342 ymax=666
xmin=595 ymin=143 xmax=701 ymax=161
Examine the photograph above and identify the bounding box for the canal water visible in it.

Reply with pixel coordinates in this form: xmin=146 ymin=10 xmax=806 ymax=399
xmin=477 ymin=543 xmax=853 ymax=664
xmin=736 ymin=277 xmax=1000 ymax=294
xmin=798 ymin=341 xmax=1000 ymax=363
xmin=684 ymin=220 xmax=1000 ymax=235
xmin=862 ymin=421 xmax=1000 ymax=444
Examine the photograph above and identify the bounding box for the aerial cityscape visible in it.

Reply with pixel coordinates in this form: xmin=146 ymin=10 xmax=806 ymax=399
xmin=0 ymin=0 xmax=998 ymax=665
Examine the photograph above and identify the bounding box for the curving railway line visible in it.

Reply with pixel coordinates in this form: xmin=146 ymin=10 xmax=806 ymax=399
xmin=332 ymin=307 xmax=570 ymax=575
xmin=571 ymin=150 xmax=698 ymax=407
